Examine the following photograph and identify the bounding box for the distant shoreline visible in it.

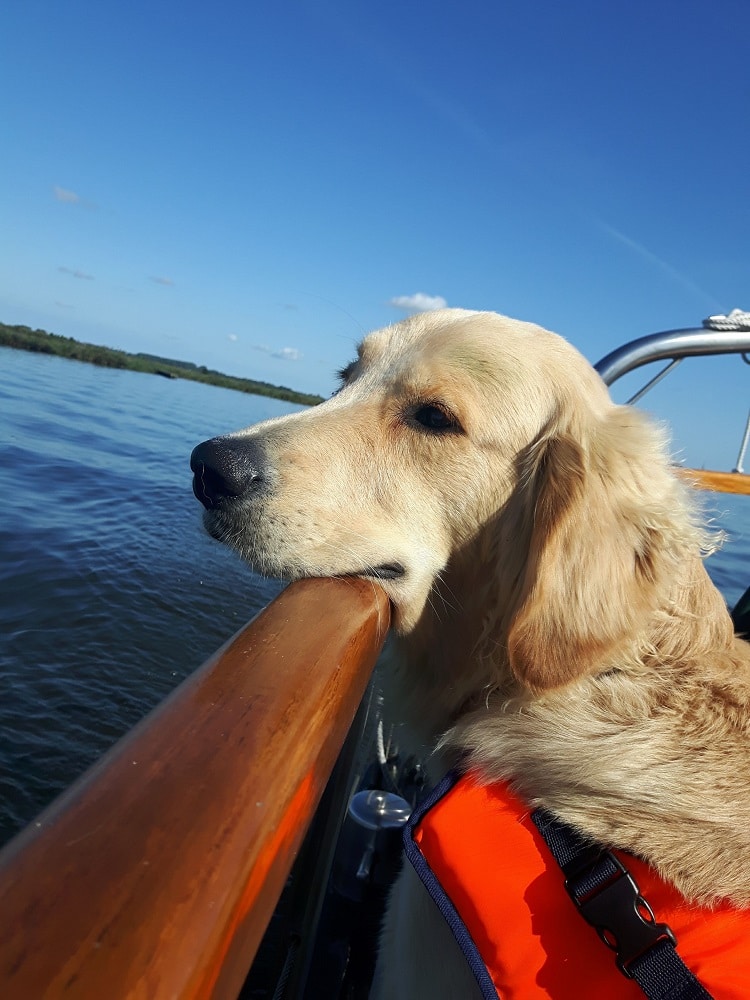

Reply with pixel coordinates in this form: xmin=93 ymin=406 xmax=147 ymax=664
xmin=0 ymin=322 xmax=324 ymax=407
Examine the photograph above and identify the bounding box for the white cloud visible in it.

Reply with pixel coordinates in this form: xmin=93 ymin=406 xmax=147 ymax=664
xmin=253 ymin=344 xmax=303 ymax=361
xmin=53 ymin=185 xmax=81 ymax=203
xmin=149 ymin=275 xmax=174 ymax=286
xmin=275 ymin=346 xmax=302 ymax=361
xmin=58 ymin=265 xmax=94 ymax=280
xmin=389 ymin=292 xmax=448 ymax=313
xmin=227 ymin=333 xmax=238 ymax=342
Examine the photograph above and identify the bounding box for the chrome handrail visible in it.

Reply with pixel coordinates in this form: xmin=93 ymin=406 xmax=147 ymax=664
xmin=595 ymin=326 xmax=750 ymax=388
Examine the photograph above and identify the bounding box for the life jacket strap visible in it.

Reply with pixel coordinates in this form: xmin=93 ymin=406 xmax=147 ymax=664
xmin=531 ymin=808 xmax=714 ymax=999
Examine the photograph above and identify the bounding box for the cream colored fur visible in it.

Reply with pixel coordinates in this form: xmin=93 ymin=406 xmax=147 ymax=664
xmin=202 ymin=309 xmax=750 ymax=999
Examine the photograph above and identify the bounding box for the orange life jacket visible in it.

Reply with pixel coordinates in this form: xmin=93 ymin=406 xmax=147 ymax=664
xmin=404 ymin=772 xmax=750 ymax=999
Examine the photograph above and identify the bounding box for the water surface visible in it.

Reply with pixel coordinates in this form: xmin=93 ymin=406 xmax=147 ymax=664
xmin=0 ymin=348 xmax=298 ymax=844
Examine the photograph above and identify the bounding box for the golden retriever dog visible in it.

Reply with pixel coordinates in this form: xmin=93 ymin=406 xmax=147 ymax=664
xmin=191 ymin=309 xmax=750 ymax=999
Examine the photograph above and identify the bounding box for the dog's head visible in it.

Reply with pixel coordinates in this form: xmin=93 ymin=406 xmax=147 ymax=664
xmin=192 ymin=309 xmax=719 ymax=694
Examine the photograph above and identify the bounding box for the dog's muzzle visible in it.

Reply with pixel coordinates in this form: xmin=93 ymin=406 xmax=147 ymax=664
xmin=190 ymin=436 xmax=266 ymax=510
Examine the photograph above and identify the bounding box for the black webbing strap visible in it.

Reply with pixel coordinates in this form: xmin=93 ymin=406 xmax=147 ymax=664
xmin=530 ymin=809 xmax=714 ymax=1000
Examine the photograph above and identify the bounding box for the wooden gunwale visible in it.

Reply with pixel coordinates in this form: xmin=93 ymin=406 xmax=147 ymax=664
xmin=677 ymin=468 xmax=750 ymax=496
xmin=0 ymin=577 xmax=389 ymax=1000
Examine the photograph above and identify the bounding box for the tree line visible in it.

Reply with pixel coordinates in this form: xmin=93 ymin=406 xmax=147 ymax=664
xmin=0 ymin=322 xmax=324 ymax=406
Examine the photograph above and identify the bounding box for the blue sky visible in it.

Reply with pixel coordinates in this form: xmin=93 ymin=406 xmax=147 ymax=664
xmin=1 ymin=0 xmax=748 ymax=468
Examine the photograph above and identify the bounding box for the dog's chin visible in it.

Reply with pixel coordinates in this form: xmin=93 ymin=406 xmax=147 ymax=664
xmin=204 ymin=517 xmax=432 ymax=631
xmin=202 ymin=511 xmax=228 ymax=542
xmin=355 ymin=568 xmax=435 ymax=635
xmin=200 ymin=511 xmax=438 ymax=632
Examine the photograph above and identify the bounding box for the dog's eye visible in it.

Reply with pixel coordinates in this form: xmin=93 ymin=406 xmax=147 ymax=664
xmin=412 ymin=404 xmax=462 ymax=433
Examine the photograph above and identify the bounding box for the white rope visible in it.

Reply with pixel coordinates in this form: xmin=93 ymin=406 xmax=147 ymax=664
xmin=702 ymin=309 xmax=750 ymax=474
xmin=703 ymin=308 xmax=750 ymax=331
xmin=376 ymin=718 xmax=387 ymax=765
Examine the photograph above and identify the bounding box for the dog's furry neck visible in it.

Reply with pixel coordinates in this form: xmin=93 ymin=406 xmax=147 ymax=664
xmin=445 ymin=614 xmax=750 ymax=907
xmin=384 ymin=479 xmax=750 ymax=907
xmin=390 ymin=553 xmax=750 ymax=906
xmin=386 ymin=540 xmax=731 ymax=745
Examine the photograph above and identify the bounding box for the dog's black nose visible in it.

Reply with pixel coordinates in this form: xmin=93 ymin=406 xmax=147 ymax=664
xmin=190 ymin=437 xmax=264 ymax=509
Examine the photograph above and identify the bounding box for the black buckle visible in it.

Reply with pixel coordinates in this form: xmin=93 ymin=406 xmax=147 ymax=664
xmin=565 ymin=850 xmax=677 ymax=977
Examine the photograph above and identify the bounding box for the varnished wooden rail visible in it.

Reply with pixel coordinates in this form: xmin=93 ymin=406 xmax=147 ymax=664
xmin=678 ymin=468 xmax=750 ymax=496
xmin=0 ymin=577 xmax=389 ymax=1000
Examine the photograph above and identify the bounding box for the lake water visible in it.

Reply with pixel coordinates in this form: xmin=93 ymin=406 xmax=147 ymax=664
xmin=0 ymin=347 xmax=300 ymax=846
xmin=1 ymin=347 xmax=749 ymax=848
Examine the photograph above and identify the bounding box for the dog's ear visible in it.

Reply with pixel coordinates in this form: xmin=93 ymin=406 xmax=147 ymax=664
xmin=506 ymin=410 xmax=672 ymax=691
